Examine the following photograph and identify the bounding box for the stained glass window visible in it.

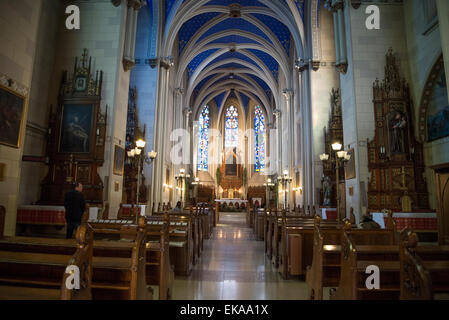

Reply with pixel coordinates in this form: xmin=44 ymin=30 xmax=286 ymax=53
xmin=197 ymin=106 xmax=210 ymax=171
xmin=254 ymin=105 xmax=266 ymax=172
xmin=225 ymin=105 xmax=239 ymax=148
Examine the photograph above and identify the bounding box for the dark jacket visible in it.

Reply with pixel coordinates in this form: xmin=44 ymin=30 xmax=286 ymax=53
xmin=64 ymin=190 xmax=86 ymax=223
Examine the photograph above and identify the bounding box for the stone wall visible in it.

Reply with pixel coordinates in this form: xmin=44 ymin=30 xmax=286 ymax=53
xmin=0 ymin=0 xmax=43 ymax=235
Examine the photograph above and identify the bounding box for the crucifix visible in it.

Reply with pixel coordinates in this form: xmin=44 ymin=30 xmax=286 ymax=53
xmin=81 ymin=48 xmax=88 ymax=67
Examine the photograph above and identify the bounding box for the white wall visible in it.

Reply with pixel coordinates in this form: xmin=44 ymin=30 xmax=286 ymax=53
xmin=18 ymin=0 xmax=62 ymax=207
xmin=340 ymin=2 xmax=410 ymax=220
xmin=46 ymin=1 xmax=129 ymax=218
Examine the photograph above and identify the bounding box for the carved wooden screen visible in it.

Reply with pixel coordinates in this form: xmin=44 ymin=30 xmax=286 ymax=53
xmin=40 ymin=49 xmax=107 ymax=205
xmin=367 ymin=48 xmax=429 ymax=212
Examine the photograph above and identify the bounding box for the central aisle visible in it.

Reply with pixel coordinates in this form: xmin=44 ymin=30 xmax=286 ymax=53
xmin=172 ymin=212 xmax=308 ymax=300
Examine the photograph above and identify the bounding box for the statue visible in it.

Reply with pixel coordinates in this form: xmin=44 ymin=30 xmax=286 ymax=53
xmin=322 ymin=176 xmax=332 ymax=207
xmin=390 ymin=112 xmax=407 ymax=153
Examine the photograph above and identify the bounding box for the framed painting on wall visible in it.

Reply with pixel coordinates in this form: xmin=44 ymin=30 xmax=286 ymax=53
xmin=427 ymin=67 xmax=449 ymax=142
xmin=113 ymin=145 xmax=125 ymax=176
xmin=59 ymin=104 xmax=94 ymax=153
xmin=345 ymin=148 xmax=356 ymax=180
xmin=0 ymin=84 xmax=26 ymax=148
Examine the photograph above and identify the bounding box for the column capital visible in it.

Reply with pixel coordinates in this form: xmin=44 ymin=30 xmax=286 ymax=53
xmin=324 ymin=0 xmax=345 ymax=12
xmin=183 ymin=107 xmax=192 ymax=116
xmin=175 ymin=88 xmax=185 ymax=95
xmin=126 ymin=0 xmax=143 ymax=10
xmin=295 ymin=59 xmax=310 ymax=72
xmin=282 ymin=89 xmax=293 ymax=99
xmin=160 ymin=57 xmax=175 ymax=70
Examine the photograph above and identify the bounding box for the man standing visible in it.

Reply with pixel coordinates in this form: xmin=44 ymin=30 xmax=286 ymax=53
xmin=64 ymin=182 xmax=86 ymax=239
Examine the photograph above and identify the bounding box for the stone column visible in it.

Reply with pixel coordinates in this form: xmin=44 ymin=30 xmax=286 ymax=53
xmin=122 ymin=0 xmax=142 ymax=72
xmin=283 ymin=89 xmax=295 ymax=207
xmin=183 ymin=107 xmax=192 ymax=167
xmin=150 ymin=58 xmax=173 ymax=211
xmin=325 ymin=0 xmax=347 ymax=74
xmin=273 ymin=109 xmax=282 ymax=176
xmin=297 ymin=65 xmax=315 ymax=208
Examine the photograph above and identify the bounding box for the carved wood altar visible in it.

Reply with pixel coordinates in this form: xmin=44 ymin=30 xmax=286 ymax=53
xmin=39 ymin=49 xmax=106 ymax=205
xmin=368 ymin=48 xmax=429 ymax=212
xmin=219 ymin=148 xmax=243 ymax=198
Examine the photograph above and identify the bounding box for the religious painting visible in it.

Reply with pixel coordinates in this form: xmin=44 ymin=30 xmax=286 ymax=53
xmin=427 ymin=68 xmax=449 ymax=141
xmin=113 ymin=145 xmax=125 ymax=176
xmin=0 ymin=85 xmax=26 ymax=148
xmin=345 ymin=148 xmax=356 ymax=180
xmin=60 ymin=104 xmax=94 ymax=153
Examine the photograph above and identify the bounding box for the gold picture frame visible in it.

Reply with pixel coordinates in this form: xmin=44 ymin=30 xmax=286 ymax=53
xmin=0 ymin=83 xmax=26 ymax=148
xmin=113 ymin=145 xmax=125 ymax=176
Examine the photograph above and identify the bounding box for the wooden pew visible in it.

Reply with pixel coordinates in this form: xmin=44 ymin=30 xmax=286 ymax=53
xmin=148 ymin=214 xmax=194 ymax=276
xmin=144 ymin=216 xmax=174 ymax=300
xmin=201 ymin=204 xmax=215 ymax=240
xmin=306 ymin=217 xmax=397 ymax=300
xmin=0 ymin=205 xmax=5 ymax=239
xmin=329 ymin=221 xmax=399 ymax=300
xmin=0 ymin=223 xmax=93 ymax=300
xmin=400 ymin=230 xmax=449 ymax=300
xmin=306 ymin=216 xmax=342 ymax=300
xmin=271 ymin=211 xmax=316 ymax=267
xmin=87 ymin=217 xmax=153 ymax=300
xmin=278 ymin=216 xmax=340 ymax=279
xmin=254 ymin=207 xmax=266 ymax=241
xmin=89 ymin=216 xmax=174 ymax=300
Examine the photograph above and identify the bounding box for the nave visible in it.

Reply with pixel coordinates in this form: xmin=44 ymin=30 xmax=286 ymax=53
xmin=172 ymin=212 xmax=307 ymax=300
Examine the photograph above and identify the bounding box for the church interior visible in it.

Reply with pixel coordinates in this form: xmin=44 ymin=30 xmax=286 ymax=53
xmin=0 ymin=0 xmax=448 ymax=301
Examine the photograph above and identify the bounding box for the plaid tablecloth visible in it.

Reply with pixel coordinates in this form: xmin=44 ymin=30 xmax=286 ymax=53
xmin=322 ymin=208 xmax=337 ymax=220
xmin=381 ymin=212 xmax=438 ymax=231
xmin=121 ymin=205 xmax=145 ymax=216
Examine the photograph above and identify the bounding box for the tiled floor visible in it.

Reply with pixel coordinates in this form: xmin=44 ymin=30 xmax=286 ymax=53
xmin=171 ymin=212 xmax=308 ymax=300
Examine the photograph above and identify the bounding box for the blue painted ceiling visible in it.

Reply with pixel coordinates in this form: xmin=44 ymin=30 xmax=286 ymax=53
xmin=167 ymin=0 xmax=304 ymax=111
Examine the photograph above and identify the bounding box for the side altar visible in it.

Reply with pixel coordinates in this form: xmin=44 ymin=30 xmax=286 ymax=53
xmin=38 ymin=49 xmax=107 ymax=206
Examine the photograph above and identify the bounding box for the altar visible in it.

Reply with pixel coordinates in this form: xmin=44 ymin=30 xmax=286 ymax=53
xmin=17 ymin=205 xmax=101 ymax=226
xmin=371 ymin=211 xmax=438 ymax=231
xmin=215 ymin=199 xmax=248 ymax=208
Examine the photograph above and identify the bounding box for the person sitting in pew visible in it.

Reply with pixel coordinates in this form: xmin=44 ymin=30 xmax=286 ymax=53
xmin=173 ymin=201 xmax=182 ymax=212
xmin=64 ymin=181 xmax=86 ymax=239
xmin=358 ymin=214 xmax=381 ymax=229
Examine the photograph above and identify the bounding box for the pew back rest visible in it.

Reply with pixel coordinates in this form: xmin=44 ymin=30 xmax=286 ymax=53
xmin=61 ymin=222 xmax=94 ymax=300
xmin=0 ymin=206 xmax=5 ymax=239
